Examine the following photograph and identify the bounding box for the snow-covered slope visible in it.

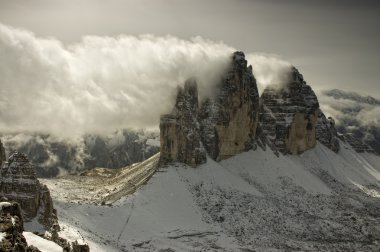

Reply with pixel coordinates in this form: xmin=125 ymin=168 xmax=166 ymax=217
xmin=44 ymin=142 xmax=380 ymax=251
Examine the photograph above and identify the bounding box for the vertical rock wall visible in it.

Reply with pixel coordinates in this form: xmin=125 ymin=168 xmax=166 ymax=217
xmin=199 ymin=51 xmax=260 ymax=161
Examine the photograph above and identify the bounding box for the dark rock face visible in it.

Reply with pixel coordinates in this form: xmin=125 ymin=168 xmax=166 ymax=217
xmin=259 ymin=68 xmax=320 ymax=154
xmin=316 ymin=111 xmax=340 ymax=152
xmin=199 ymin=51 xmax=260 ymax=161
xmin=160 ymin=79 xmax=207 ymax=166
xmin=0 ymin=152 xmax=58 ymax=229
xmin=160 ymin=52 xmax=260 ymax=166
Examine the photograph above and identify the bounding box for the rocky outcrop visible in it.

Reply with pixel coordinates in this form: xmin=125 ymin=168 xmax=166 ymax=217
xmin=260 ymin=67 xmax=320 ymax=154
xmin=160 ymin=79 xmax=207 ymax=166
xmin=0 ymin=152 xmax=58 ymax=229
xmin=316 ymin=111 xmax=340 ymax=152
xmin=199 ymin=51 xmax=260 ymax=161
xmin=0 ymin=201 xmax=41 ymax=252
xmin=160 ymin=52 xmax=260 ymax=166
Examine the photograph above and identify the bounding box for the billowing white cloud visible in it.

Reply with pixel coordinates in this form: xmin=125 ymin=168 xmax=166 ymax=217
xmin=246 ymin=53 xmax=292 ymax=93
xmin=0 ymin=23 xmax=293 ymax=138
xmin=317 ymin=90 xmax=380 ymax=128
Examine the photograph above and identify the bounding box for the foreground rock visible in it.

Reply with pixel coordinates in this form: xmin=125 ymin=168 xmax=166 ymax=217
xmin=0 ymin=201 xmax=41 ymax=252
xmin=0 ymin=152 xmax=58 ymax=229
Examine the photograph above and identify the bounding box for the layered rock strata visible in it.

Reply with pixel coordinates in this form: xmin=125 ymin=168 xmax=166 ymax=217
xmin=260 ymin=68 xmax=319 ymax=154
xmin=0 ymin=152 xmax=58 ymax=229
xmin=260 ymin=67 xmax=341 ymax=154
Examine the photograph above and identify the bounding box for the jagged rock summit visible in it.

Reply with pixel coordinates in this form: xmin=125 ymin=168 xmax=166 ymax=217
xmin=160 ymin=51 xmax=342 ymax=166
xmin=160 ymin=51 xmax=260 ymax=166
xmin=260 ymin=67 xmax=340 ymax=154
xmin=0 ymin=151 xmax=58 ymax=229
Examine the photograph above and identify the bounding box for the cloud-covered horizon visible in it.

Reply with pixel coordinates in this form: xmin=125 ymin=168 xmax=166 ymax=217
xmin=0 ymin=22 xmax=292 ymax=137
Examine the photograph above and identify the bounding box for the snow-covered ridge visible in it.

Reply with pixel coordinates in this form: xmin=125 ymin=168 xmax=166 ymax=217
xmin=44 ymin=141 xmax=380 ymax=251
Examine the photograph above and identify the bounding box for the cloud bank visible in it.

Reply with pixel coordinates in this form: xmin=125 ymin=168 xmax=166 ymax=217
xmin=0 ymin=23 xmax=292 ymax=137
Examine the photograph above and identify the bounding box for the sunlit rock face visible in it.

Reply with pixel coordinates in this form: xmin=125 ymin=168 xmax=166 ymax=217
xmin=160 ymin=79 xmax=207 ymax=167
xmin=260 ymin=67 xmax=320 ymax=154
xmin=199 ymin=51 xmax=260 ymax=161
xmin=0 ymin=152 xmax=58 ymax=228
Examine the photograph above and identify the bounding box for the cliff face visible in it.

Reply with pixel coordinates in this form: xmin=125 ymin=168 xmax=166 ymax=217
xmin=160 ymin=52 xmax=260 ymax=165
xmin=260 ymin=68 xmax=319 ymax=154
xmin=199 ymin=51 xmax=260 ymax=161
xmin=0 ymin=152 xmax=58 ymax=229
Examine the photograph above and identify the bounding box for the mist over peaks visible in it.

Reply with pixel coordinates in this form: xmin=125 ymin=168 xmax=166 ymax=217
xmin=0 ymin=22 xmax=292 ymax=138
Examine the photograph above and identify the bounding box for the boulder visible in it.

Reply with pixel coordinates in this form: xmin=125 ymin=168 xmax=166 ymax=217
xmin=0 ymin=201 xmax=41 ymax=252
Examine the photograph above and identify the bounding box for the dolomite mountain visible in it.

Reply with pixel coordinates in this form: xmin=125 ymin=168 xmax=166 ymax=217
xmin=260 ymin=67 xmax=340 ymax=154
xmin=0 ymin=150 xmax=58 ymax=229
xmin=160 ymin=52 xmax=341 ymax=166
xmin=160 ymin=51 xmax=260 ymax=166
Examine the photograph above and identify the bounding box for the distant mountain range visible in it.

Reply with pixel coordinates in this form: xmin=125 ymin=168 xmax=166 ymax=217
xmin=320 ymin=89 xmax=380 ymax=154
xmin=1 ymin=130 xmax=160 ymax=177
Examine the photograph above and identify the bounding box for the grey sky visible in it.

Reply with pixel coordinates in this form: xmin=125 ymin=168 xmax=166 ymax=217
xmin=0 ymin=0 xmax=379 ymax=98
